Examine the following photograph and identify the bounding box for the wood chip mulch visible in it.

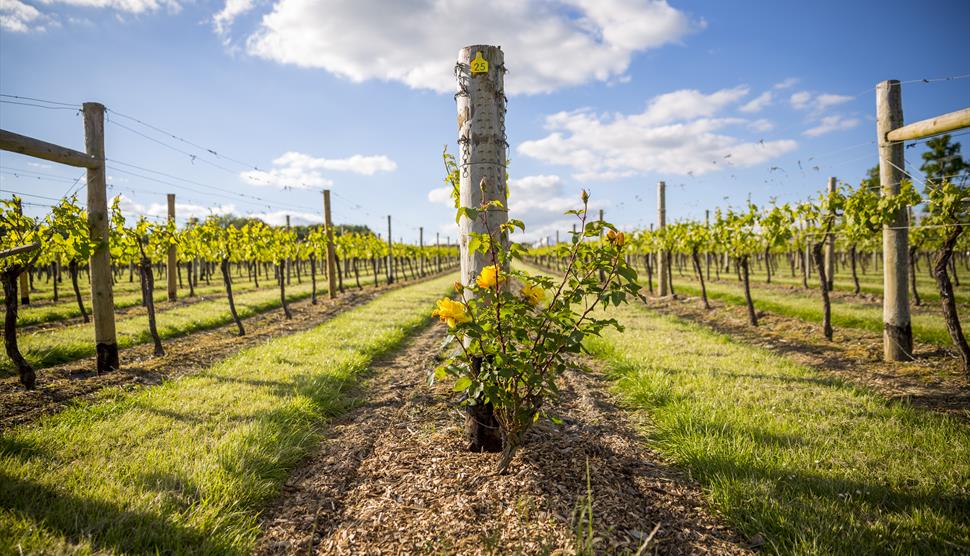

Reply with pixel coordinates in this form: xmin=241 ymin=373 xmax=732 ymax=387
xmin=0 ymin=274 xmax=446 ymax=431
xmin=647 ymin=292 xmax=970 ymax=422
xmin=257 ymin=324 xmax=751 ymax=555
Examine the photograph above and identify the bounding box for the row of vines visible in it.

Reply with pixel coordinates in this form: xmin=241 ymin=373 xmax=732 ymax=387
xmin=528 ymin=178 xmax=969 ymax=372
xmin=1 ymin=194 xmax=459 ymax=388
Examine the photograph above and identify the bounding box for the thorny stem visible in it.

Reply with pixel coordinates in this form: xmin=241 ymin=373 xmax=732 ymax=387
xmin=527 ymin=205 xmax=591 ymax=355
xmin=480 ymin=208 xmax=508 ymax=355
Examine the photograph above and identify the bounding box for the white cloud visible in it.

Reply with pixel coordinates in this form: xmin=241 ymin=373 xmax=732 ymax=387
xmin=1 ymin=0 xmax=49 ymax=32
xmin=773 ymin=77 xmax=798 ymax=90
xmin=790 ymin=90 xmax=853 ymax=112
xmin=803 ymin=115 xmax=859 ymax=137
xmin=790 ymin=91 xmax=813 ymax=110
xmin=212 ymin=0 xmax=253 ymax=36
xmin=739 ymin=91 xmax=772 ymax=113
xmin=518 ymin=86 xmax=797 ymax=179
xmin=427 ymin=186 xmax=453 ymax=205
xmin=427 ymin=174 xmax=597 ymax=242
xmin=239 ymin=0 xmax=699 ymax=94
xmin=748 ymin=118 xmax=774 ymax=132
xmin=814 ymin=93 xmax=853 ymax=111
xmin=241 ymin=151 xmax=396 ymax=189
xmin=41 ymin=0 xmax=181 ymax=14
xmin=114 ymin=194 xmax=236 ymax=221
xmin=245 ymin=210 xmax=322 ymax=226
xmin=273 ymin=152 xmax=396 ymax=175
xmin=113 ymin=194 xmax=325 ymax=227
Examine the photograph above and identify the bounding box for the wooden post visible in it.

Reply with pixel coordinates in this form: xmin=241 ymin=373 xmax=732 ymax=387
xmin=824 ymin=177 xmax=836 ymax=291
xmin=876 ymin=80 xmax=913 ymax=361
xmin=285 ymin=214 xmax=291 ymax=285
xmin=323 ymin=190 xmax=337 ymax=299
xmin=657 ymin=180 xmax=668 ymax=296
xmin=83 ymin=102 xmax=118 ymax=373
xmin=436 ymin=231 xmax=441 ymax=272
xmin=166 ymin=194 xmax=177 ymax=301
xmin=555 ymin=230 xmax=560 ymax=245
xmin=457 ymin=44 xmax=508 ymax=288
xmin=456 ymin=44 xmax=507 ymax=454
xmin=705 ymin=209 xmax=711 ymax=280
xmin=419 ymin=226 xmax=425 ymax=275
xmin=386 ymin=215 xmax=394 ymax=284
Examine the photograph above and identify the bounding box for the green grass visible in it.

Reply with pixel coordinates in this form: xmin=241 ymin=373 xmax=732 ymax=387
xmin=587 ymin=302 xmax=970 ymax=554
xmin=0 ymin=272 xmax=455 ymax=554
xmin=4 ymin=279 xmax=322 ymax=375
xmin=665 ymin=275 xmax=958 ymax=347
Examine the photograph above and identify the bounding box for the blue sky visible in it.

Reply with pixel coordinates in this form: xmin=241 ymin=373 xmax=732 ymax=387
xmin=1 ymin=0 xmax=968 ymax=243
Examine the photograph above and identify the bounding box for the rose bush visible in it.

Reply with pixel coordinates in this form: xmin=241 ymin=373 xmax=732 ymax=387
xmin=433 ymin=189 xmax=642 ymax=473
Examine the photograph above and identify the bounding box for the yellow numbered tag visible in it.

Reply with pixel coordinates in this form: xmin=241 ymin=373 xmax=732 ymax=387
xmin=470 ymin=51 xmax=488 ymax=75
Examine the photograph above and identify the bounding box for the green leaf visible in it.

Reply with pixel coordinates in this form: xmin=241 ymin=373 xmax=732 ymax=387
xmin=453 ymin=376 xmax=472 ymax=392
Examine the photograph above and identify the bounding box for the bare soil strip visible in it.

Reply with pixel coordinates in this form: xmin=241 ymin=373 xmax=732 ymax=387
xmin=257 ymin=325 xmax=750 ymax=555
xmin=0 ymin=276 xmax=446 ymax=430
xmin=649 ymin=294 xmax=970 ymax=422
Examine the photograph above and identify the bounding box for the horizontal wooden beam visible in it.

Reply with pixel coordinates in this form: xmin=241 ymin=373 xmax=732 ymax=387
xmin=886 ymin=107 xmax=970 ymax=143
xmin=0 ymin=128 xmax=100 ymax=169
xmin=0 ymin=242 xmax=40 ymax=260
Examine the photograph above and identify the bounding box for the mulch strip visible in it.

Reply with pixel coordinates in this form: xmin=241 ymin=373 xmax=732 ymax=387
xmin=647 ymin=292 xmax=970 ymax=422
xmin=257 ymin=324 xmax=750 ymax=555
xmin=0 ymin=274 xmax=447 ymax=431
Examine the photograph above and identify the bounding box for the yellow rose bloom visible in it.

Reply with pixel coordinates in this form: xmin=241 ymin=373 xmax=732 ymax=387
xmin=432 ymin=297 xmax=470 ymax=328
xmin=476 ymin=264 xmax=502 ymax=289
xmin=521 ymin=283 xmax=546 ymax=306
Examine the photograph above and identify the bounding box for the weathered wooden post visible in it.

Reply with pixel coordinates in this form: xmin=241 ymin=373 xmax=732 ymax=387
xmin=323 ymin=189 xmax=337 ymax=299
xmin=876 ymin=80 xmax=913 ymax=361
xmin=285 ymin=214 xmax=292 ymax=285
xmin=436 ymin=231 xmax=441 ymax=272
xmin=83 ymin=102 xmax=118 ymax=373
xmin=166 ymin=194 xmax=177 ymax=301
xmin=705 ymin=209 xmax=711 ymax=281
xmin=386 ymin=215 xmax=394 ymax=284
xmin=824 ymin=177 xmax=837 ymax=291
xmin=457 ymin=44 xmax=507 ymax=453
xmin=419 ymin=226 xmax=425 ymax=276
xmin=657 ymin=180 xmax=668 ymax=296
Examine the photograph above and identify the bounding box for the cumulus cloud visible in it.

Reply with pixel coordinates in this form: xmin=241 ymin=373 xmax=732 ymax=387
xmin=241 ymin=151 xmax=396 ymax=189
xmin=245 ymin=210 xmax=322 ymax=226
xmin=212 ymin=0 xmax=253 ymax=36
xmin=790 ymin=90 xmax=853 ymax=112
xmin=113 ymin=194 xmax=325 ymax=227
xmin=4 ymin=0 xmax=181 ymax=33
xmin=114 ymin=194 xmax=236 ymax=221
xmin=790 ymin=91 xmax=813 ymax=110
xmin=803 ymin=115 xmax=859 ymax=137
xmin=42 ymin=0 xmax=181 ymax=14
xmin=427 ymin=186 xmax=453 ymax=206
xmin=739 ymin=91 xmax=772 ymax=113
xmin=518 ymin=86 xmax=797 ymax=179
xmin=748 ymin=118 xmax=774 ymax=132
xmin=1 ymin=0 xmax=50 ymax=32
xmin=238 ymin=0 xmax=699 ymax=94
xmin=429 ymin=174 xmax=602 ymax=242
xmin=773 ymin=77 xmax=798 ymax=90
